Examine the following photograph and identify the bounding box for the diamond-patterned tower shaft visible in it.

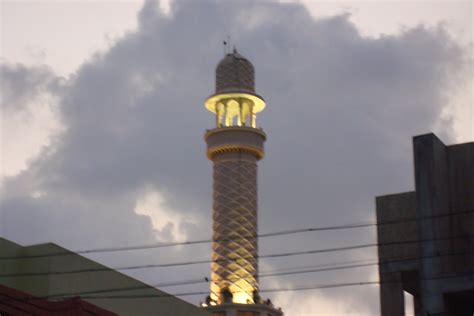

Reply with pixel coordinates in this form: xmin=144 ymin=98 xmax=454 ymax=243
xmin=205 ymin=128 xmax=265 ymax=304
xmin=212 ymin=153 xmax=257 ymax=303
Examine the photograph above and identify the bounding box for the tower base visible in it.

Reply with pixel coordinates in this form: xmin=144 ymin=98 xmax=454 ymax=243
xmin=204 ymin=303 xmax=283 ymax=316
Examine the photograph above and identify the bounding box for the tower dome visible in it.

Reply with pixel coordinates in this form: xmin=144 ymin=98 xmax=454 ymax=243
xmin=216 ymin=48 xmax=255 ymax=94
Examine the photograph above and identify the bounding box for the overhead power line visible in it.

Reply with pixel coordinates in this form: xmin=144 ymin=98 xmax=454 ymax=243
xmin=42 ymin=249 xmax=473 ymax=299
xmin=1 ymin=234 xmax=471 ymax=278
xmin=1 ymin=273 xmax=468 ymax=302
xmin=1 ymin=209 xmax=471 ymax=261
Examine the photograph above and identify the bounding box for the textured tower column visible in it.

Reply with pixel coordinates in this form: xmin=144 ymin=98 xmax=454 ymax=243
xmin=206 ymin=127 xmax=265 ymax=304
xmin=202 ymin=49 xmax=283 ymax=315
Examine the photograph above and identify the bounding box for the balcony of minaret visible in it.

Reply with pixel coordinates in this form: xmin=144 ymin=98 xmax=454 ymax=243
xmin=204 ymin=92 xmax=266 ymax=129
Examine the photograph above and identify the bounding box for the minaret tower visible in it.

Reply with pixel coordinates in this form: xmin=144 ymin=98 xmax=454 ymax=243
xmin=202 ymin=48 xmax=283 ymax=316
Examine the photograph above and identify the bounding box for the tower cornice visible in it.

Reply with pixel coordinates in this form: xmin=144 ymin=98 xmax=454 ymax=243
xmin=205 ymin=127 xmax=266 ymax=160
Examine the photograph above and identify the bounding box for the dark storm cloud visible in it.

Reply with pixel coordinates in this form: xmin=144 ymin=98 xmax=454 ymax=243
xmin=1 ymin=63 xmax=63 ymax=113
xmin=0 ymin=0 xmax=467 ymax=314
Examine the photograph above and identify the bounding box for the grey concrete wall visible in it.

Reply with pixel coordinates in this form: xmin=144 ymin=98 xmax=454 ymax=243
xmin=413 ymin=133 xmax=450 ymax=313
xmin=376 ymin=192 xmax=419 ymax=315
xmin=447 ymin=142 xmax=474 ymax=273
xmin=376 ymin=133 xmax=474 ymax=316
xmin=376 ymin=192 xmax=419 ymax=265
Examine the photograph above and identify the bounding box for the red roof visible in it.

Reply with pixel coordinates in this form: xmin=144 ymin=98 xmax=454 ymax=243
xmin=0 ymin=284 xmax=117 ymax=315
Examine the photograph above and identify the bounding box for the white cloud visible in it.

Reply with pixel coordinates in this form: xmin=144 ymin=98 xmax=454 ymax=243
xmin=441 ymin=76 xmax=474 ymax=142
xmin=1 ymin=1 xmax=142 ymax=76
xmin=0 ymin=64 xmax=63 ymax=180
xmin=134 ymin=187 xmax=198 ymax=242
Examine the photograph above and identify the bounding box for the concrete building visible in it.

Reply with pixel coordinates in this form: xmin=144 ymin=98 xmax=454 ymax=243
xmin=0 ymin=238 xmax=211 ymax=316
xmin=202 ymin=49 xmax=283 ymax=316
xmin=376 ymin=133 xmax=474 ymax=316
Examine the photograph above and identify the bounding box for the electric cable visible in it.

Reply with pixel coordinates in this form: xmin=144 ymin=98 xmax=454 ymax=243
xmin=1 ymin=272 xmax=468 ymax=302
xmin=1 ymin=234 xmax=471 ymax=277
xmin=42 ymin=249 xmax=473 ymax=299
xmin=1 ymin=209 xmax=471 ymax=261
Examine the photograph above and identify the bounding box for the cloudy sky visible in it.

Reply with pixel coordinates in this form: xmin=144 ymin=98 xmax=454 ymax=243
xmin=1 ymin=0 xmax=473 ymax=314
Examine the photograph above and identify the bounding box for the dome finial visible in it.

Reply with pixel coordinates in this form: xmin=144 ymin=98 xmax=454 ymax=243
xmin=223 ymin=40 xmax=227 ymax=56
xmin=222 ymin=35 xmax=231 ymax=56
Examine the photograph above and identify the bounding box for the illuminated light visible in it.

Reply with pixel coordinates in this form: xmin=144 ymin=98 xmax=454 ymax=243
xmin=210 ymin=301 xmax=217 ymax=306
xmin=232 ymin=291 xmax=253 ymax=304
xmin=228 ymin=277 xmax=256 ymax=304
xmin=210 ymin=283 xmax=220 ymax=303
xmin=205 ymin=92 xmax=265 ymax=128
xmin=200 ymin=303 xmax=208 ymax=308
xmin=204 ymin=92 xmax=266 ymax=114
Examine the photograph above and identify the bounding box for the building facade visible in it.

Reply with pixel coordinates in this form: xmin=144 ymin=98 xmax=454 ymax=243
xmin=376 ymin=133 xmax=474 ymax=315
xmin=0 ymin=238 xmax=211 ymax=316
xmin=202 ymin=49 xmax=283 ymax=316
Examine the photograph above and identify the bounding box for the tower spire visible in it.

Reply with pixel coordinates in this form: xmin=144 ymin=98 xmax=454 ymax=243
xmin=202 ymin=50 xmax=283 ymax=316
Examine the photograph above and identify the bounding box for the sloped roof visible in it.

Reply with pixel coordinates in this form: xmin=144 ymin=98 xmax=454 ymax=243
xmin=0 ymin=238 xmax=211 ymax=316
